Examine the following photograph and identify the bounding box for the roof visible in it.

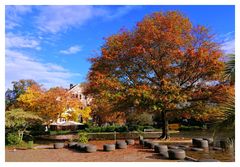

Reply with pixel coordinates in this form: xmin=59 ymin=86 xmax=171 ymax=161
xmin=50 ymin=121 xmax=84 ymax=126
xmin=68 ymin=84 xmax=83 ymax=93
xmin=69 ymin=84 xmax=78 ymax=90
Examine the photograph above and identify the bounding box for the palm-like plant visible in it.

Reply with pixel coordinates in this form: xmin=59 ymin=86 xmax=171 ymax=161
xmin=213 ymin=54 xmax=235 ymax=145
xmin=214 ymin=91 xmax=235 ymax=135
xmin=224 ymin=54 xmax=235 ymax=84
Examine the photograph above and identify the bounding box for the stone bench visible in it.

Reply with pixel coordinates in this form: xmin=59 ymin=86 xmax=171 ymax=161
xmin=76 ymin=143 xmax=89 ymax=152
xmin=68 ymin=142 xmax=78 ymax=148
xmin=155 ymin=145 xmax=168 ymax=153
xmin=85 ymin=144 xmax=97 ymax=153
xmin=192 ymin=138 xmax=203 ymax=146
xmin=125 ymin=139 xmax=135 ymax=145
xmin=168 ymin=149 xmax=186 ymax=160
xmin=116 ymin=141 xmax=127 ymax=149
xmin=192 ymin=138 xmax=209 ymax=148
xmin=103 ymin=144 xmax=115 ymax=152
xmin=53 ymin=143 xmax=64 ymax=149
xmin=143 ymin=140 xmax=150 ymax=148
xmin=148 ymin=141 xmax=158 ymax=149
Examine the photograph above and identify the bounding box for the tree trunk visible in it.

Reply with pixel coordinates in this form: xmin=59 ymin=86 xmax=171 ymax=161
xmin=160 ymin=110 xmax=169 ymax=140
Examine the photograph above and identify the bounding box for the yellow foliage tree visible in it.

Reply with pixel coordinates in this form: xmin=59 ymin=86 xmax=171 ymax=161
xmin=17 ymin=85 xmax=91 ymax=123
xmin=17 ymin=84 xmax=43 ymax=112
xmin=70 ymin=107 xmax=91 ymax=123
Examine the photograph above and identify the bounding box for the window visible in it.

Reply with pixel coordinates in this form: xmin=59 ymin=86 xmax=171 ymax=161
xmin=78 ymin=115 xmax=83 ymax=123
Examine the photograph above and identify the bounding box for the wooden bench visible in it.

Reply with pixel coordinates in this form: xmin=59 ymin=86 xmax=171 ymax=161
xmin=168 ymin=123 xmax=180 ymax=130
xmin=143 ymin=129 xmax=155 ymax=132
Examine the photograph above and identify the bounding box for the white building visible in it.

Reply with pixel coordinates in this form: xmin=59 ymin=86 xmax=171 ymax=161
xmin=68 ymin=83 xmax=92 ymax=108
xmin=55 ymin=83 xmax=92 ymax=124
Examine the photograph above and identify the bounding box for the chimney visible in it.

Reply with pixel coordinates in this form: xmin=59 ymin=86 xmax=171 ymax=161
xmin=70 ymin=84 xmax=74 ymax=89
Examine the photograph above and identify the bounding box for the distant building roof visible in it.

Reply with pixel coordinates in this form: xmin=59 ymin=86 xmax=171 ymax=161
xmin=50 ymin=121 xmax=84 ymax=126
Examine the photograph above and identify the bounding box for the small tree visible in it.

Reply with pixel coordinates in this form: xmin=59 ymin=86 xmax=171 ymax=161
xmin=5 ymin=108 xmax=43 ymax=143
xmin=5 ymin=79 xmax=38 ymax=110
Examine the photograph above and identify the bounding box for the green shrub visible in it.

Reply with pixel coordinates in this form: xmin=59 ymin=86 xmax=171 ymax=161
xmin=85 ymin=125 xmax=117 ymax=132
xmin=127 ymin=125 xmax=136 ymax=131
xmin=78 ymin=132 xmax=88 ymax=143
xmin=105 ymin=125 xmax=116 ymax=132
xmin=23 ymin=134 xmax=34 ymax=141
xmin=6 ymin=133 xmax=20 ymax=145
xmin=85 ymin=126 xmax=101 ymax=132
xmin=84 ymin=122 xmax=94 ymax=128
xmin=116 ymin=125 xmax=128 ymax=132
xmin=85 ymin=125 xmax=138 ymax=133
xmin=29 ymin=123 xmax=46 ymax=136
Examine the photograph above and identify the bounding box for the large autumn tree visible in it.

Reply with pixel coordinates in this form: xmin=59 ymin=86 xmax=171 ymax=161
xmin=86 ymin=11 xmax=231 ymax=139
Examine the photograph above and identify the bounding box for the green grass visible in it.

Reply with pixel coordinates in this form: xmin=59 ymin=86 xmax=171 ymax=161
xmin=5 ymin=141 xmax=39 ymax=149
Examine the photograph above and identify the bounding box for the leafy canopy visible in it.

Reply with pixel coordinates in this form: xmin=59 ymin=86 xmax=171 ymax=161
xmin=5 ymin=108 xmax=43 ymax=131
xmin=86 ymin=11 xmax=227 ymax=120
xmin=17 ymin=84 xmax=89 ymax=122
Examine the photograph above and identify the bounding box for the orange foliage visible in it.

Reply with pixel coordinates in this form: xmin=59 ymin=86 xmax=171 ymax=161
xmin=86 ymin=11 xmax=231 ymax=126
xmin=18 ymin=86 xmax=84 ymax=121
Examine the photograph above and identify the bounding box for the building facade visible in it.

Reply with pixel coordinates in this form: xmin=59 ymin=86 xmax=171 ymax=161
xmin=68 ymin=83 xmax=91 ymax=108
xmin=56 ymin=83 xmax=92 ymax=124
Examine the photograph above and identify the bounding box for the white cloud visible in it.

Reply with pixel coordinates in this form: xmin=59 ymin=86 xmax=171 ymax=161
xmin=6 ymin=5 xmax=139 ymax=34
xmin=36 ymin=6 xmax=95 ymax=34
xmin=5 ymin=21 xmax=20 ymax=30
xmin=104 ymin=6 xmax=140 ymax=20
xmin=6 ymin=33 xmax=40 ymax=49
xmin=5 ymin=5 xmax=140 ymax=90
xmin=5 ymin=50 xmax=81 ymax=90
xmin=45 ymin=63 xmax=67 ymax=72
xmin=6 ymin=6 xmax=33 ymax=29
xmin=35 ymin=6 xmax=139 ymax=34
xmin=220 ymin=31 xmax=235 ymax=54
xmin=222 ymin=39 xmax=235 ymax=54
xmin=60 ymin=45 xmax=82 ymax=55
xmin=13 ymin=6 xmax=33 ymax=14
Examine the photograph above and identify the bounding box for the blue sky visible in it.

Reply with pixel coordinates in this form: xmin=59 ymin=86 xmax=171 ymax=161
xmin=5 ymin=5 xmax=235 ymax=90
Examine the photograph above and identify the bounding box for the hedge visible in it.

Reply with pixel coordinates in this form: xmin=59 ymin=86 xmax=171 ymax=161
xmin=47 ymin=125 xmax=159 ymax=136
